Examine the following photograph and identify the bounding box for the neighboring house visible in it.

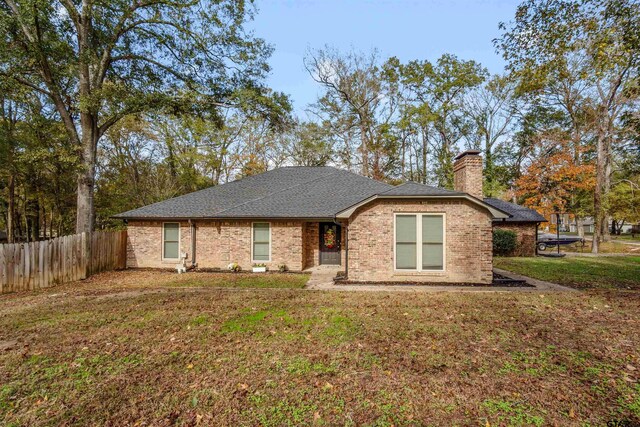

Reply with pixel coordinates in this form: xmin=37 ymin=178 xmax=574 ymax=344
xmin=115 ymin=151 xmax=543 ymax=284
xmin=550 ymin=215 xmax=636 ymax=235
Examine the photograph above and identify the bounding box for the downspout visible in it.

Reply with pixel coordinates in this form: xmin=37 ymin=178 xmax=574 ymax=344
xmin=189 ymin=219 xmax=196 ymax=268
xmin=333 ymin=217 xmax=347 ymax=279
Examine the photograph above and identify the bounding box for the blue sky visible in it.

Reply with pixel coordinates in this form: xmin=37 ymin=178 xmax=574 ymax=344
xmin=249 ymin=0 xmax=519 ymax=116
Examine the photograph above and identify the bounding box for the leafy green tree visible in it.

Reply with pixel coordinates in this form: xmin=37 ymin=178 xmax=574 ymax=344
xmin=287 ymin=121 xmax=334 ymax=167
xmin=0 ymin=88 xmax=77 ymax=240
xmin=0 ymin=0 xmax=289 ymax=233
xmin=392 ymin=54 xmax=487 ymax=188
xmin=497 ymin=0 xmax=640 ymax=252
xmin=607 ymin=176 xmax=640 ymax=234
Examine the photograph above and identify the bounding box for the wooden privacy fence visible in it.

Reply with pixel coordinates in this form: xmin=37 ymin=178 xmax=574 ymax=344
xmin=0 ymin=230 xmax=127 ymax=294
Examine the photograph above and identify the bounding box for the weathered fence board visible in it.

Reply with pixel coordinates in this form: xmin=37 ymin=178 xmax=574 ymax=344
xmin=0 ymin=230 xmax=127 ymax=294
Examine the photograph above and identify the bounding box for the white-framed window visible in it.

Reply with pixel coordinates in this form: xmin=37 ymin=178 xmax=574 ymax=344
xmin=252 ymin=222 xmax=271 ymax=262
xmin=163 ymin=222 xmax=180 ymax=260
xmin=394 ymin=213 xmax=445 ymax=271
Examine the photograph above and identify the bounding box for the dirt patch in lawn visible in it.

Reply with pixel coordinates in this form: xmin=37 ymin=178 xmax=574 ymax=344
xmin=0 ymin=271 xmax=639 ymax=426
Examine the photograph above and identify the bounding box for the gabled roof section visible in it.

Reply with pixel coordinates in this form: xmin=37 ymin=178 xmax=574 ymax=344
xmin=114 ymin=166 xmax=393 ymax=219
xmin=335 ymin=181 xmax=511 ymax=219
xmin=484 ymin=198 xmax=547 ymax=223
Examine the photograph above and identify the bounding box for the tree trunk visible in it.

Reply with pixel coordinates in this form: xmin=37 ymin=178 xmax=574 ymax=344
xmin=359 ymin=123 xmax=369 ymax=177
xmin=27 ymin=197 xmax=40 ymax=241
xmin=576 ymin=217 xmax=584 ymax=239
xmin=76 ymin=114 xmax=98 ymax=234
xmin=484 ymin=137 xmax=493 ymax=197
xmin=421 ymin=128 xmax=427 ymax=184
xmin=602 ymin=149 xmax=612 ymax=242
xmin=591 ymin=131 xmax=609 ymax=254
xmin=7 ymin=174 xmax=15 ymax=243
xmin=42 ymin=202 xmax=47 ymax=239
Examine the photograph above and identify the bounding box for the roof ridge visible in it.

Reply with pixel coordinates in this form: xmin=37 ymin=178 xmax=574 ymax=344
xmin=379 ymin=180 xmax=462 ymax=195
xmin=334 ymin=168 xmax=394 ymax=188
xmin=212 ymin=168 xmax=341 ymax=216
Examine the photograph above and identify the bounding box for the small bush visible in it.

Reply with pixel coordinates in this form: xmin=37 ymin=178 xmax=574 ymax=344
xmin=493 ymin=229 xmax=517 ymax=256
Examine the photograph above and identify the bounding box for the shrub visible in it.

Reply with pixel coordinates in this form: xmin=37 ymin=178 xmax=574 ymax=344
xmin=278 ymin=263 xmax=288 ymax=272
xmin=227 ymin=262 xmax=241 ymax=272
xmin=493 ymin=229 xmax=517 ymax=256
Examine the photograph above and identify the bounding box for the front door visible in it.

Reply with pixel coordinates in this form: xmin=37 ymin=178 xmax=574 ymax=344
xmin=319 ymin=222 xmax=341 ymax=265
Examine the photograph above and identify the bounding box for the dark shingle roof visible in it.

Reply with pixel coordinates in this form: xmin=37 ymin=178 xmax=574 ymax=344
xmin=379 ymin=181 xmax=464 ymax=196
xmin=114 ymin=167 xmax=536 ymax=221
xmin=484 ymin=198 xmax=547 ymax=223
xmin=114 ymin=166 xmax=393 ymax=219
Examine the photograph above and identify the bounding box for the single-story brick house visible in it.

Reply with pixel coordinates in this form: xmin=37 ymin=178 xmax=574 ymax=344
xmin=115 ymin=151 xmax=545 ymax=284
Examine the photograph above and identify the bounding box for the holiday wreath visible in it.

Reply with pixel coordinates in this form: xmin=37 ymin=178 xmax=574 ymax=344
xmin=324 ymin=228 xmax=336 ymax=249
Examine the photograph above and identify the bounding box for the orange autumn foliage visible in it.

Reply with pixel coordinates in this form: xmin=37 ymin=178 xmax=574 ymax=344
xmin=516 ymin=139 xmax=595 ymax=219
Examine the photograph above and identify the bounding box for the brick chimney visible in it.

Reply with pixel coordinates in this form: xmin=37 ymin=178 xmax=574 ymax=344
xmin=453 ymin=150 xmax=483 ymax=199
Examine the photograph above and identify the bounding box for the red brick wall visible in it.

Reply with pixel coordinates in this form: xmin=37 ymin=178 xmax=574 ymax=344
xmin=493 ymin=223 xmax=538 ymax=257
xmin=127 ymin=221 xmax=192 ymax=269
xmin=346 ymin=199 xmax=494 ymax=283
xmin=303 ymin=222 xmax=319 ymax=269
xmin=127 ymin=220 xmax=304 ymax=271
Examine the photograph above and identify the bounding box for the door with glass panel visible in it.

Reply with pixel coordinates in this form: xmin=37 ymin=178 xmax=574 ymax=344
xmin=319 ymin=222 xmax=341 ymax=265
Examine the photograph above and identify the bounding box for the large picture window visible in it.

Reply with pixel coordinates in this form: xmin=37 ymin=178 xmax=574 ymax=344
xmin=395 ymin=214 xmax=445 ymax=271
xmin=163 ymin=223 xmax=180 ymax=260
xmin=252 ymin=222 xmax=271 ymax=262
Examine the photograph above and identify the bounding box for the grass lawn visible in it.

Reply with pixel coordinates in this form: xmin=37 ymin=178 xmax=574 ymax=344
xmin=495 ymin=256 xmax=640 ymax=290
xmin=611 ymin=234 xmax=640 ymax=243
xmin=1 ymin=271 xmax=639 ymax=426
xmin=561 ymin=240 xmax=639 ymax=254
xmin=61 ymin=270 xmax=311 ymax=291
xmin=555 ymin=233 xmax=640 ymax=253
xmin=164 ymin=271 xmax=310 ymax=289
xmin=561 ymin=232 xmax=640 ymax=244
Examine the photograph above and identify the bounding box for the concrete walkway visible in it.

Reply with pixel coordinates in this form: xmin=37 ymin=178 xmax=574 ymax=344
xmin=304 ymin=266 xmax=576 ymax=293
xmin=492 ymin=268 xmax=577 ymax=292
